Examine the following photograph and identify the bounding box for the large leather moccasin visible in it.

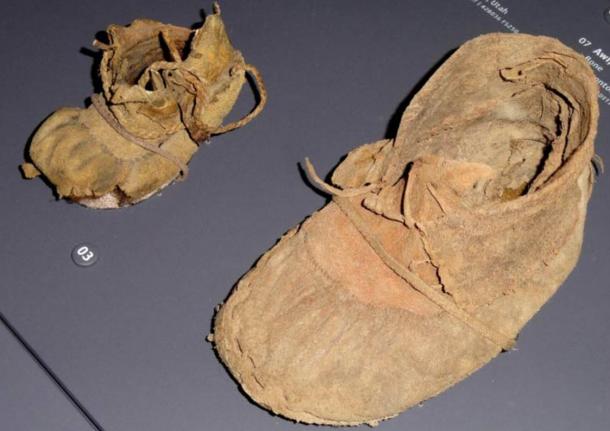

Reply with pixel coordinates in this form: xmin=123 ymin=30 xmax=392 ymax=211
xmin=213 ymin=33 xmax=599 ymax=425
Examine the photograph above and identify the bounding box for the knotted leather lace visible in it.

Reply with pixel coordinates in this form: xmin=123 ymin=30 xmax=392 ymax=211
xmin=91 ymin=63 xmax=266 ymax=181
xmin=92 ymin=26 xmax=267 ymax=181
xmin=304 ymin=157 xmax=516 ymax=351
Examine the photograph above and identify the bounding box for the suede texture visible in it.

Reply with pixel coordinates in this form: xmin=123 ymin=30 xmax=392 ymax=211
xmin=23 ymin=10 xmax=248 ymax=208
xmin=213 ymin=33 xmax=599 ymax=425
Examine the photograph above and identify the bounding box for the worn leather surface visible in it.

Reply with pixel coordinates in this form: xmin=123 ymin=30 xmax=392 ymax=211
xmin=23 ymin=9 xmax=248 ymax=208
xmin=213 ymin=33 xmax=599 ymax=425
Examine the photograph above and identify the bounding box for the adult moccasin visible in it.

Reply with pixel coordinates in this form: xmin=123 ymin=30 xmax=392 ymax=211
xmin=213 ymin=33 xmax=599 ymax=425
xmin=22 ymin=5 xmax=266 ymax=208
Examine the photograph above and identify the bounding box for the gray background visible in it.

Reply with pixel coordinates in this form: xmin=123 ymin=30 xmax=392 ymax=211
xmin=1 ymin=1 xmax=609 ymax=430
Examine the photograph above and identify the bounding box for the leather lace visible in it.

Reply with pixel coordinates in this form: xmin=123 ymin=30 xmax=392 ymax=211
xmin=91 ymin=64 xmax=267 ymax=181
xmin=91 ymin=93 xmax=189 ymax=178
xmin=304 ymin=157 xmax=516 ymax=351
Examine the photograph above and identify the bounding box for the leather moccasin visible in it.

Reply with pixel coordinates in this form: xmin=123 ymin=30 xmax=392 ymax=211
xmin=213 ymin=33 xmax=599 ymax=425
xmin=22 ymin=5 xmax=266 ymax=208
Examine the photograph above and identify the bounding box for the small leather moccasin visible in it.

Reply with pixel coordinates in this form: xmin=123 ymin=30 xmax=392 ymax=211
xmin=22 ymin=5 xmax=266 ymax=208
xmin=213 ymin=33 xmax=599 ymax=425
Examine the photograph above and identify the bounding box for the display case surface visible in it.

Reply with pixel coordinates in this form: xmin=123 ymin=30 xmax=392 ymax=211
xmin=1 ymin=1 xmax=609 ymax=430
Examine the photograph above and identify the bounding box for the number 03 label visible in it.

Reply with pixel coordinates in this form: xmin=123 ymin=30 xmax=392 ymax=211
xmin=71 ymin=243 xmax=99 ymax=267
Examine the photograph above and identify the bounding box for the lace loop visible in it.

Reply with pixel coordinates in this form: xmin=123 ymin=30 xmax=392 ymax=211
xmin=212 ymin=64 xmax=268 ymax=135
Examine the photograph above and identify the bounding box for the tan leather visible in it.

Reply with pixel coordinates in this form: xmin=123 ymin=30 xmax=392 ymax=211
xmin=22 ymin=7 xmax=265 ymax=208
xmin=213 ymin=33 xmax=599 ymax=425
